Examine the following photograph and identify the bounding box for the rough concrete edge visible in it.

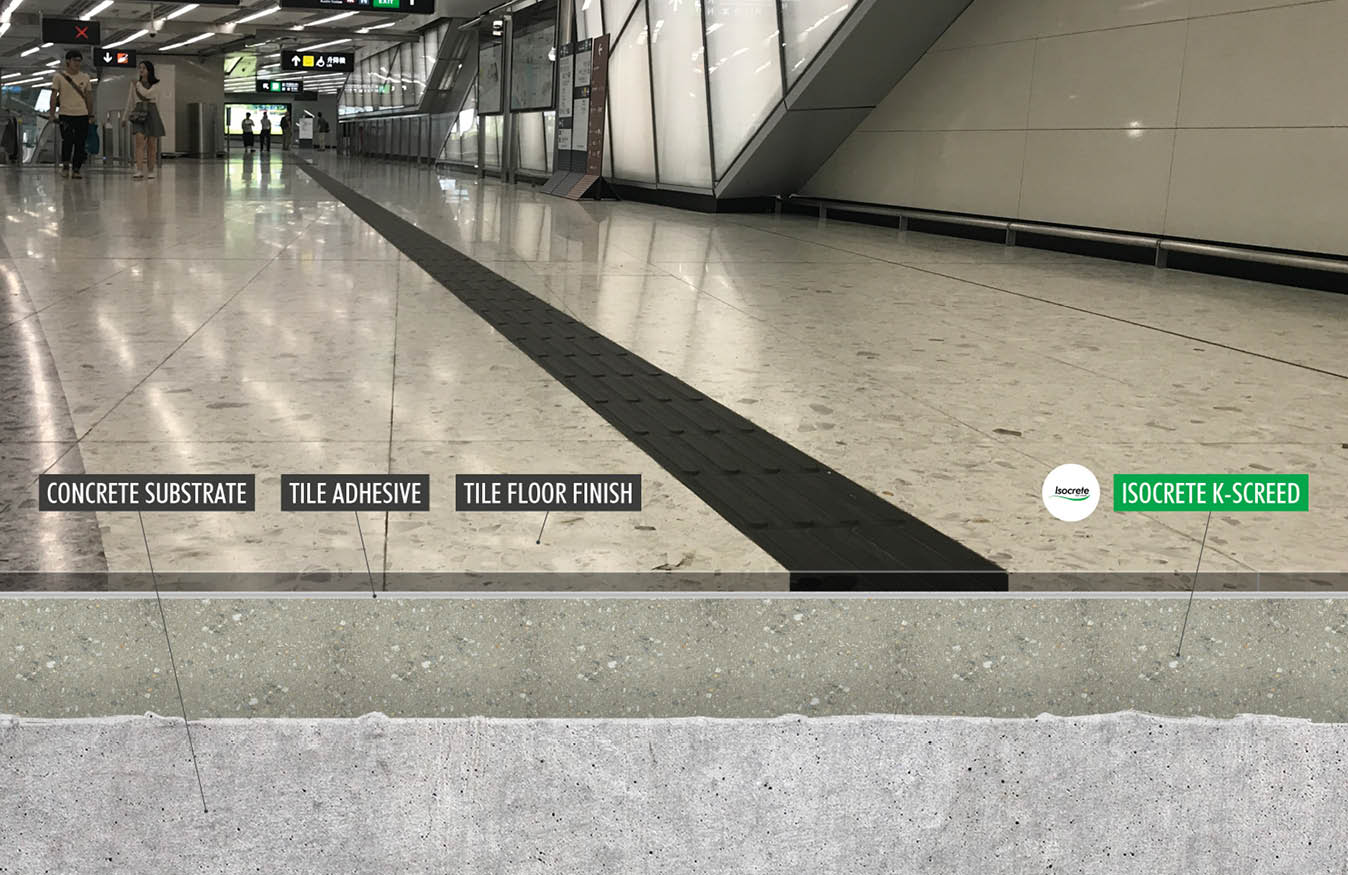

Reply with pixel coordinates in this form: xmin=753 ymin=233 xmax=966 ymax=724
xmin=3 ymin=710 xmax=1340 ymax=728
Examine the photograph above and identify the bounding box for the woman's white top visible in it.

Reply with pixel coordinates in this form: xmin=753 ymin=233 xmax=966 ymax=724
xmin=124 ymin=81 xmax=159 ymax=118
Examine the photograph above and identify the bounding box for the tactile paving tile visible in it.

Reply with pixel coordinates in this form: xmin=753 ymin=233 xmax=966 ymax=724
xmin=300 ymin=164 xmax=1006 ymax=591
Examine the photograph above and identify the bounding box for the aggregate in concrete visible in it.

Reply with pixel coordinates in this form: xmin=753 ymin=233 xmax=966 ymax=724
xmin=1 ymin=712 xmax=1344 ymax=874
xmin=2 ymin=597 xmax=1346 ymax=720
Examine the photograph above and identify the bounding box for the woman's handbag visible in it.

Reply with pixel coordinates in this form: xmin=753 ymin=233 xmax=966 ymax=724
xmin=127 ymin=84 xmax=149 ymax=124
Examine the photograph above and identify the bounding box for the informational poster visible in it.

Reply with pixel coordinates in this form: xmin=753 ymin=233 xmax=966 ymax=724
xmin=299 ymin=117 xmax=314 ymax=140
xmin=571 ymin=40 xmax=590 ymax=155
xmin=509 ymin=3 xmax=556 ymax=112
xmin=555 ymin=42 xmax=574 ymax=152
xmin=478 ymin=36 xmax=503 ymax=114
xmin=542 ymin=35 xmax=609 ymax=199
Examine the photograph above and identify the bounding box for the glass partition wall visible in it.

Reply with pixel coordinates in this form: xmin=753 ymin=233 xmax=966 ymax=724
xmin=428 ymin=0 xmax=856 ymax=190
xmin=341 ymin=20 xmax=455 ymax=115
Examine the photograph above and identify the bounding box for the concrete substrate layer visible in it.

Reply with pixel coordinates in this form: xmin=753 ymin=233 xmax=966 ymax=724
xmin=1 ymin=596 xmax=1346 ymax=720
xmin=1 ymin=711 xmax=1345 ymax=873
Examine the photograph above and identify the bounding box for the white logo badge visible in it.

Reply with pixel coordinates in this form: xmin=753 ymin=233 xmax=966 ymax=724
xmin=1042 ymin=464 xmax=1100 ymax=522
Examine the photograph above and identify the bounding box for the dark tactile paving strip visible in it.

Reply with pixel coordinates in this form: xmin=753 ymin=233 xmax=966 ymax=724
xmin=301 ymin=164 xmax=1006 ymax=591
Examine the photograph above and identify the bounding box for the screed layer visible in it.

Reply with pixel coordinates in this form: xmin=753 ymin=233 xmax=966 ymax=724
xmin=2 ymin=597 xmax=1345 ymax=720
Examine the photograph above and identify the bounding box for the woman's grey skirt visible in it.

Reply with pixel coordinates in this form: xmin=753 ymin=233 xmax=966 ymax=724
xmin=130 ymin=102 xmax=166 ymax=138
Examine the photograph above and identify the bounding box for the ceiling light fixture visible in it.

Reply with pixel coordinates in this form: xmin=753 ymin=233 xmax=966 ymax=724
xmin=236 ymin=4 xmax=280 ymax=23
xmin=166 ymin=4 xmax=200 ymax=21
xmin=20 ymin=45 xmax=39 ymax=56
xmin=297 ymin=38 xmax=349 ymax=51
xmin=308 ymin=10 xmax=356 ymax=25
xmin=159 ymin=31 xmax=214 ymax=51
xmin=104 ymin=28 xmax=147 ymax=48
xmin=82 ymin=0 xmax=114 ymax=19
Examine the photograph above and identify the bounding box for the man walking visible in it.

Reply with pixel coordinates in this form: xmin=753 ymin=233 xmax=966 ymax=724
xmin=260 ymin=111 xmax=272 ymax=151
xmin=279 ymin=113 xmax=291 ymax=151
xmin=315 ymin=112 xmax=329 ymax=150
xmin=50 ymin=50 xmax=94 ymax=179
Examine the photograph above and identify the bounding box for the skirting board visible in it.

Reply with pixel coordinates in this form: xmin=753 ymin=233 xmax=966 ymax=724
xmin=3 ymin=712 xmax=1344 ymax=873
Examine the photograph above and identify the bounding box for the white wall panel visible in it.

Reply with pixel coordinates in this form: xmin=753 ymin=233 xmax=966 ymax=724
xmin=649 ymin=0 xmax=712 ymax=187
xmin=1166 ymin=128 xmax=1348 ymax=256
xmin=807 ymin=0 xmax=1348 ymax=256
xmin=800 ymin=131 xmax=920 ymax=204
xmin=781 ymin=0 xmax=857 ymax=85
xmin=1178 ymin=2 xmax=1348 ymax=128
xmin=706 ymin=0 xmax=782 ymax=176
xmin=1020 ymin=129 xmax=1174 ymax=233
xmin=1039 ymin=0 xmax=1189 ymax=36
xmin=862 ymin=41 xmax=1035 ymax=132
xmin=932 ymin=0 xmax=1047 ymax=51
xmin=909 ymin=130 xmax=1026 ymax=217
xmin=1189 ymin=0 xmax=1311 ymax=15
xmin=608 ymin=6 xmax=657 ymax=182
xmin=1028 ymin=22 xmax=1185 ymax=129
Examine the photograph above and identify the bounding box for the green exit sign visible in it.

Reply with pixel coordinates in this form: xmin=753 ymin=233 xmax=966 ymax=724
xmin=373 ymin=0 xmax=398 ymax=7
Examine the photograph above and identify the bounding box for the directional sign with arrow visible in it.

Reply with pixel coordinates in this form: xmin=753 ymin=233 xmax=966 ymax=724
xmin=95 ymin=48 xmax=137 ymax=69
xmin=281 ymin=51 xmax=353 ymax=72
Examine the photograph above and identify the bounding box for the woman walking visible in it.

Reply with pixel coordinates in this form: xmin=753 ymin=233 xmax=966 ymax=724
xmin=123 ymin=60 xmax=165 ymax=180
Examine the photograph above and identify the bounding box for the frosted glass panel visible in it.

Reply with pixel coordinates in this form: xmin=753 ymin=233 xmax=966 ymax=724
xmin=574 ymin=0 xmax=605 ymax=39
xmin=706 ymin=0 xmax=781 ymax=177
xmin=398 ymin=43 xmax=414 ymax=105
xmin=544 ymin=110 xmax=556 ymax=171
xmin=518 ymin=111 xmax=549 ymax=172
xmin=483 ymin=114 xmax=503 ymax=169
xmin=608 ymin=6 xmax=656 ymax=182
xmin=781 ymin=0 xmax=855 ymax=86
xmin=603 ymin=116 xmax=613 ymax=178
xmin=603 ymin=0 xmax=640 ymax=40
xmin=412 ymin=33 xmax=429 ymax=103
xmin=649 ymin=0 xmax=711 ymax=187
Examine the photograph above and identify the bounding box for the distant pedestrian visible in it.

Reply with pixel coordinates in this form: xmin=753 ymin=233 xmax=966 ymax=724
xmin=260 ymin=111 xmax=272 ymax=151
xmin=50 ymin=50 xmax=94 ymax=179
xmin=241 ymin=112 xmax=255 ymax=152
xmin=123 ymin=60 xmax=165 ymax=180
xmin=315 ymin=112 xmax=329 ymax=150
xmin=279 ymin=113 xmax=291 ymax=151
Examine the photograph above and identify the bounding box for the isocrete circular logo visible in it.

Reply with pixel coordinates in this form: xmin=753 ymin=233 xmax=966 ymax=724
xmin=1042 ymin=464 xmax=1100 ymax=522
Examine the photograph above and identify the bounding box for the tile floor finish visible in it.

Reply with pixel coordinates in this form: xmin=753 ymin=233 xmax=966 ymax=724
xmin=1 ymin=156 xmax=1345 ymax=590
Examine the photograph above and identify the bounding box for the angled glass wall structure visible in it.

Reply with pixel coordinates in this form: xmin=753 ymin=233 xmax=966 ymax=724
xmin=780 ymin=0 xmax=856 ymax=86
xmin=705 ymin=0 xmax=782 ymax=178
xmin=342 ymin=20 xmax=454 ymax=116
xmin=445 ymin=0 xmax=860 ymax=191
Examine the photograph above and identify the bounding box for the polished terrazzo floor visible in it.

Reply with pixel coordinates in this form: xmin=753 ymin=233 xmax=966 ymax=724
xmin=1 ymin=155 xmax=1346 ymax=589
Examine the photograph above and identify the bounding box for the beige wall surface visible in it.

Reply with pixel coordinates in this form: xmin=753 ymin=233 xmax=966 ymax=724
xmin=804 ymin=0 xmax=1348 ymax=257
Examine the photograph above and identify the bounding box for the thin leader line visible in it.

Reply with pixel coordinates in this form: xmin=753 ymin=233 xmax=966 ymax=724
xmin=139 ymin=510 xmax=209 ymax=813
